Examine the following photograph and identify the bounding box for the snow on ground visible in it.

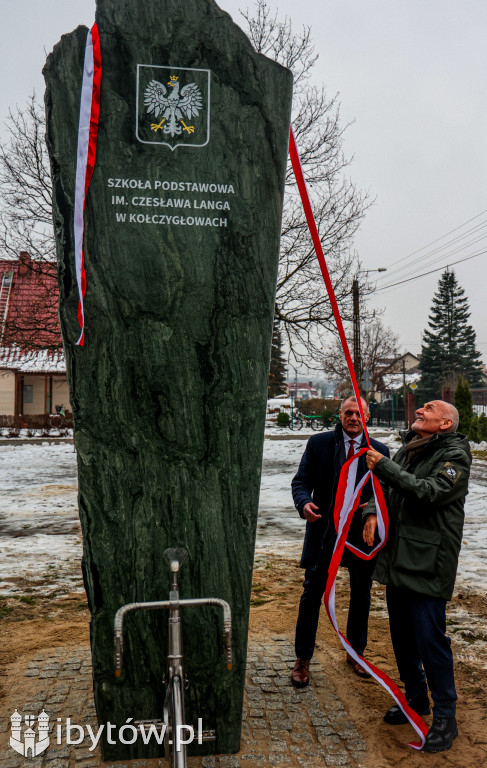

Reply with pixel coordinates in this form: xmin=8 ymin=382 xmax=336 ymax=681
xmin=0 ymin=427 xmax=485 ymax=596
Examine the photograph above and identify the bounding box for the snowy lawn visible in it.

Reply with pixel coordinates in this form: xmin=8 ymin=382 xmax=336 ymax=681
xmin=0 ymin=427 xmax=485 ymax=595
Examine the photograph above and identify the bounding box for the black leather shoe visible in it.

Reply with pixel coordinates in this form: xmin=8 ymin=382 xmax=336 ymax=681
xmin=384 ymin=695 xmax=431 ymax=724
xmin=422 ymin=717 xmax=458 ymax=752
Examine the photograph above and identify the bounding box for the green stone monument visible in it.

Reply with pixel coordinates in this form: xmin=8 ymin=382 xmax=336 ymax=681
xmin=44 ymin=0 xmax=292 ymax=760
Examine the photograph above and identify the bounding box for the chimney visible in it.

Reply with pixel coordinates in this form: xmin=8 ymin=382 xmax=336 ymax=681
xmin=18 ymin=251 xmax=31 ymax=276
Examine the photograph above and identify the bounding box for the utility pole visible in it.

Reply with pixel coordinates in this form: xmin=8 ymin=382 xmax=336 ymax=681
xmin=352 ymin=268 xmax=387 ymax=394
xmin=352 ymin=279 xmax=362 ymax=389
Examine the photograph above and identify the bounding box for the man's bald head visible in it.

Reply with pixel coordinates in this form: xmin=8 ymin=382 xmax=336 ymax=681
xmin=412 ymin=400 xmax=459 ymax=437
xmin=441 ymin=402 xmax=459 ymax=432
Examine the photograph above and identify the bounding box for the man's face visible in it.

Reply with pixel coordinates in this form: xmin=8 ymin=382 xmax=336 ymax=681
xmin=339 ymin=399 xmax=369 ymax=438
xmin=412 ymin=401 xmax=452 ymax=437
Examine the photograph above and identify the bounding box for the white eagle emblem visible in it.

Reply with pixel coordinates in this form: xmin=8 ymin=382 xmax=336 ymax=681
xmin=144 ymin=75 xmax=203 ymax=137
xmin=446 ymin=467 xmax=457 ymax=479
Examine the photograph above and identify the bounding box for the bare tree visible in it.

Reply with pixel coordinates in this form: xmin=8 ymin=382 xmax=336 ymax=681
xmin=241 ymin=1 xmax=374 ymax=366
xmin=0 ymin=93 xmax=61 ymax=350
xmin=0 ymin=94 xmax=55 ymax=262
xmin=323 ymin=320 xmax=400 ymax=391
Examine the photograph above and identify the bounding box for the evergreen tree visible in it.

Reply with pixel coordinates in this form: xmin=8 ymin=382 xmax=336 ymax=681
xmin=478 ymin=413 xmax=487 ymax=442
xmin=268 ymin=317 xmax=287 ymax=397
xmin=419 ymin=269 xmax=483 ymax=400
xmin=454 ymin=376 xmax=473 ymax=435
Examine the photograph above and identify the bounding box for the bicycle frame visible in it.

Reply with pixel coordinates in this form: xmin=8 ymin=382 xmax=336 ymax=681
xmin=114 ymin=550 xmax=232 ymax=767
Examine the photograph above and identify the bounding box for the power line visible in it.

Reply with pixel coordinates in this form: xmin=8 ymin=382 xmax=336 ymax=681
xmin=375 ymin=229 xmax=487 ymax=285
xmin=376 ymin=248 xmax=487 ymax=293
xmin=375 ymin=221 xmax=487 ymax=283
xmin=376 ymin=208 xmax=487 ymax=275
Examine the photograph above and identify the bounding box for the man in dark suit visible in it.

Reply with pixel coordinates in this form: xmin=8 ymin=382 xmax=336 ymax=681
xmin=290 ymin=396 xmax=389 ymax=687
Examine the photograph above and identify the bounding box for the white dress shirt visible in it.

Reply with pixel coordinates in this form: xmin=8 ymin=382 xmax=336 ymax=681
xmin=343 ymin=433 xmax=363 ymax=489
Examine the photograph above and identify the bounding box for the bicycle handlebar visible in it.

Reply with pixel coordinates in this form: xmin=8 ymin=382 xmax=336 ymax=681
xmin=114 ymin=597 xmax=233 ymax=676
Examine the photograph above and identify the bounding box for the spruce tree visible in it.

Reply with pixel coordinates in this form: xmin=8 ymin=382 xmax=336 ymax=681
xmin=419 ymin=269 xmax=483 ymax=400
xmin=454 ymin=376 xmax=473 ymax=435
xmin=268 ymin=316 xmax=287 ymax=397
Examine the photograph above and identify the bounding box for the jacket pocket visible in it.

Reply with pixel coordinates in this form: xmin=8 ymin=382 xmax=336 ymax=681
xmin=394 ymin=525 xmax=441 ymax=577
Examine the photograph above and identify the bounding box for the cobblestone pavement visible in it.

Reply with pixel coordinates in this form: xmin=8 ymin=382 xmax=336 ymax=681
xmin=0 ymin=636 xmax=367 ymax=768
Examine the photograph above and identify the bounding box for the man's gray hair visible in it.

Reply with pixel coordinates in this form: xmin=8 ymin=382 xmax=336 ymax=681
xmin=442 ymin=402 xmax=459 ymax=432
xmin=340 ymin=395 xmax=369 ymax=413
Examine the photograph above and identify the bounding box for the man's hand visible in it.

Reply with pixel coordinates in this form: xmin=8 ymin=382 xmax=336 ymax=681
xmin=363 ymin=514 xmax=378 ymax=546
xmin=303 ymin=502 xmax=321 ymax=522
xmin=366 ymin=448 xmax=385 ymax=471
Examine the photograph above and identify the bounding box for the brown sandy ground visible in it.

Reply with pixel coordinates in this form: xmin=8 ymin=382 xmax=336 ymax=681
xmin=1 ymin=555 xmax=486 ymax=767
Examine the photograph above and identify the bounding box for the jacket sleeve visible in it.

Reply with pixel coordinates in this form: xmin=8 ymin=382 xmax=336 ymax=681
xmin=291 ymin=437 xmax=316 ymax=518
xmin=373 ymin=448 xmax=470 ymax=507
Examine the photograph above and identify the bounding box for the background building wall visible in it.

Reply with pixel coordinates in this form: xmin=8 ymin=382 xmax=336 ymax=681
xmin=0 ymin=370 xmax=15 ymax=415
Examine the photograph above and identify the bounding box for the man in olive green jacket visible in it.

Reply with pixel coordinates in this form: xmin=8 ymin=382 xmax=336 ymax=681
xmin=364 ymin=400 xmax=471 ymax=754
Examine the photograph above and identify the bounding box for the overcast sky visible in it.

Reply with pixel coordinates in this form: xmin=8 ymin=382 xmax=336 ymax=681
xmin=1 ymin=0 xmax=486 ymax=363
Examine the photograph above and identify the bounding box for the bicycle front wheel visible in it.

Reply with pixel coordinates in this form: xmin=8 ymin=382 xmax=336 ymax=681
xmin=310 ymin=418 xmax=323 ymax=431
xmin=171 ymin=675 xmax=186 ymax=768
xmin=293 ymin=416 xmax=304 ymax=430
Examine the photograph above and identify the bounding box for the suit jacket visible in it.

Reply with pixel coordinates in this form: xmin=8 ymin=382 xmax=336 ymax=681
xmin=291 ymin=423 xmax=390 ymax=569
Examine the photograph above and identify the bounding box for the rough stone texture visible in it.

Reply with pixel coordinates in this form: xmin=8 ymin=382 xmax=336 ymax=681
xmin=43 ymin=0 xmax=292 ymax=761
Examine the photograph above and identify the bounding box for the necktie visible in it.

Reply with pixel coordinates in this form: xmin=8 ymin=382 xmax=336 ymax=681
xmin=347 ymin=439 xmax=355 ymax=461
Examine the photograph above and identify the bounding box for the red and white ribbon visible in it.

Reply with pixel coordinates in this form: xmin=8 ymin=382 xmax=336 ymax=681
xmin=289 ymin=126 xmax=428 ymax=749
xmin=73 ymin=22 xmax=102 ymax=346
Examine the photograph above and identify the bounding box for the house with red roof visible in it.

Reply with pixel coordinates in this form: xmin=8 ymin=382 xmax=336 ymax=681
xmin=0 ymin=253 xmax=71 ymax=418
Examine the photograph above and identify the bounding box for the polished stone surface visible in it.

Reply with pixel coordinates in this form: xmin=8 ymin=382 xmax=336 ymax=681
xmin=44 ymin=0 xmax=292 ymax=759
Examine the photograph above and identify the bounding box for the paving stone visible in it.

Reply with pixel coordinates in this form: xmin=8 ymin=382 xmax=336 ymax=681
xmin=315 ymin=726 xmax=337 ymax=739
xmin=272 ymin=662 xmax=287 ymax=670
xmin=216 ymin=758 xmax=241 ymax=767
xmin=45 ymin=746 xmax=71 ymax=760
xmin=317 ymin=732 xmax=340 ymax=745
xmin=323 ymin=755 xmax=352 ymax=767
xmin=44 ymin=761 xmax=69 ymax=768
xmin=0 ymin=757 xmax=23 ymax=768
xmin=23 ymin=701 xmax=46 ymax=712
xmin=269 ymin=739 xmax=288 ymax=751
xmin=269 ymin=720 xmax=292 ymax=731
xmin=39 ymin=670 xmax=58 ymax=679
xmin=24 ymin=669 xmax=40 ymax=676
xmin=104 ymin=764 xmax=129 ymax=768
xmin=240 ymin=755 xmax=266 ymax=762
xmin=46 ymin=694 xmax=67 ymax=704
xmin=347 ymin=739 xmax=367 ymax=752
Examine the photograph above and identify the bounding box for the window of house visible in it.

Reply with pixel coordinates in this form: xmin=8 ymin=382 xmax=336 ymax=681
xmin=24 ymin=384 xmax=34 ymax=404
xmin=1 ymin=272 xmax=13 ymax=288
